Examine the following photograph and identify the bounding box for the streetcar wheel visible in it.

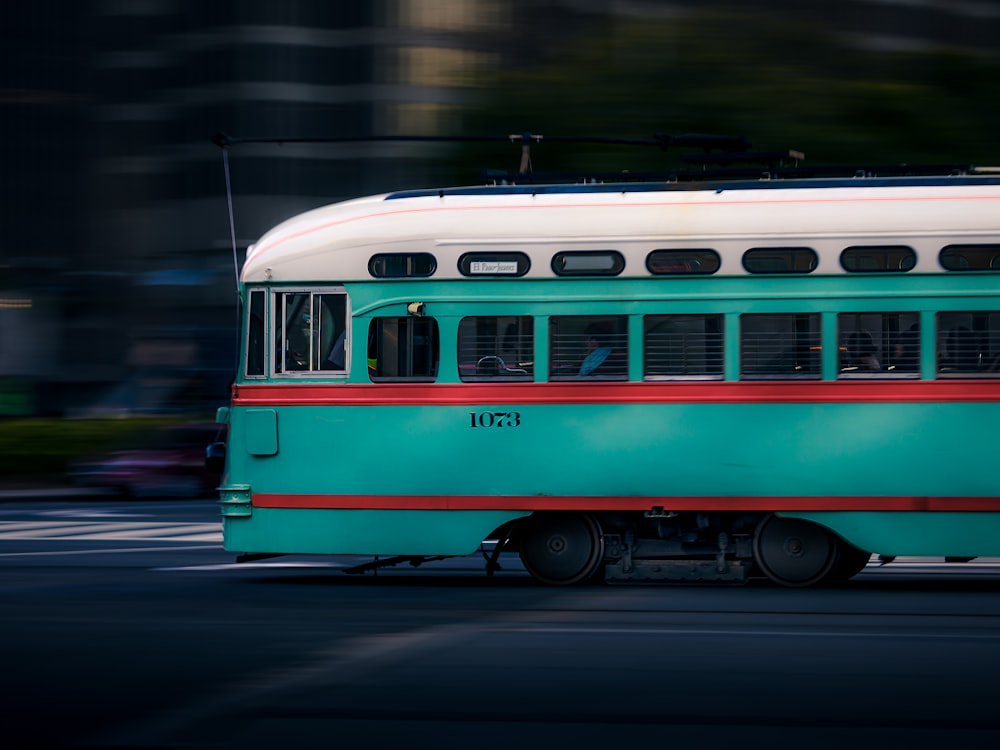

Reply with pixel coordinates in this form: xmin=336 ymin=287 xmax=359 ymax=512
xmin=519 ymin=513 xmax=603 ymax=586
xmin=753 ymin=515 xmax=837 ymax=588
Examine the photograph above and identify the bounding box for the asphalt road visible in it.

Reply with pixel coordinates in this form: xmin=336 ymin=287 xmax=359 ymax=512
xmin=2 ymin=497 xmax=1000 ymax=750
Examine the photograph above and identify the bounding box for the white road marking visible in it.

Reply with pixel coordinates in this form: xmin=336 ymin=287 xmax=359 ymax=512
xmin=154 ymin=561 xmax=346 ymax=571
xmin=0 ymin=545 xmax=220 ymax=557
xmin=39 ymin=509 xmax=149 ymax=519
xmin=0 ymin=520 xmax=221 ymax=542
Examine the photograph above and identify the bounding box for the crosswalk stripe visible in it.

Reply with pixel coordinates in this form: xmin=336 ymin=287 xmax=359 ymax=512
xmin=0 ymin=521 xmax=119 ymax=532
xmin=59 ymin=524 xmax=219 ymax=539
xmin=0 ymin=521 xmax=220 ymax=542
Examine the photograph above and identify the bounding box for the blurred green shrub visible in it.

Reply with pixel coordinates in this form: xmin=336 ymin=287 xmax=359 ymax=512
xmin=0 ymin=418 xmax=180 ymax=480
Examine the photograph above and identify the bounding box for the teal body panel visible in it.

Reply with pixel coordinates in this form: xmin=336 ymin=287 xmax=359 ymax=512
xmin=223 ymin=508 xmax=526 ymax=556
xmin=227 ymin=401 xmax=998 ymax=498
xmin=784 ymin=512 xmax=1000 ymax=557
xmin=222 ymin=399 xmax=1000 ymax=555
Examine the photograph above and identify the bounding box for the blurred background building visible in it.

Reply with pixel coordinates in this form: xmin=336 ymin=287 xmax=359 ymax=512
xmin=4 ymin=0 xmax=1000 ymax=417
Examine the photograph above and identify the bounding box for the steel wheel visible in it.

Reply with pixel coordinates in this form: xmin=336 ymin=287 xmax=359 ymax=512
xmin=519 ymin=513 xmax=603 ymax=586
xmin=753 ymin=515 xmax=837 ymax=588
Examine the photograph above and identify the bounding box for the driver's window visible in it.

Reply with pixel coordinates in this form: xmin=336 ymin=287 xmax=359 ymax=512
xmin=273 ymin=289 xmax=348 ymax=375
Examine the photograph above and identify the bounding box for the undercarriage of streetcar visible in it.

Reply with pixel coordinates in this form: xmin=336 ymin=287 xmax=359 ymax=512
xmin=507 ymin=509 xmax=874 ymax=588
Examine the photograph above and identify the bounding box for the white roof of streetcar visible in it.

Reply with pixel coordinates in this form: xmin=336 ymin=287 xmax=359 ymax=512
xmin=241 ymin=176 xmax=1000 ymax=283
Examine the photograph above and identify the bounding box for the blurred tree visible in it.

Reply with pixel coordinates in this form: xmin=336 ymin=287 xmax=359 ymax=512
xmin=443 ymin=11 xmax=1000 ymax=181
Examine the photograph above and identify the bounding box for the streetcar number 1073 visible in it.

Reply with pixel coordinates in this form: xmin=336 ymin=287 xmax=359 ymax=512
xmin=469 ymin=411 xmax=521 ymax=428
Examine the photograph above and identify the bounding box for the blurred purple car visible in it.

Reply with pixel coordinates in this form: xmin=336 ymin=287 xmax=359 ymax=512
xmin=69 ymin=423 xmax=226 ymax=498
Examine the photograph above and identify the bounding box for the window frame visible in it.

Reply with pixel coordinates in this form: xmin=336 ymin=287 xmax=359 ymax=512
xmin=643 ymin=313 xmax=724 ymax=380
xmin=245 ymin=288 xmax=266 ymax=379
xmin=368 ymin=253 xmax=437 ymax=278
xmin=739 ymin=313 xmax=822 ymax=380
xmin=367 ymin=315 xmax=440 ymax=382
xmin=937 ymin=311 xmax=1000 ymax=378
xmin=551 ymin=250 xmax=625 ymax=277
xmin=840 ymin=245 xmax=917 ymax=273
xmin=271 ymin=287 xmax=349 ymax=377
xmin=742 ymin=247 xmax=818 ymax=274
xmin=837 ymin=312 xmax=921 ymax=379
xmin=646 ymin=249 xmax=721 ymax=276
xmin=939 ymin=244 xmax=1000 ymax=272
xmin=457 ymin=315 xmax=534 ymax=382
xmin=549 ymin=315 xmax=629 ymax=381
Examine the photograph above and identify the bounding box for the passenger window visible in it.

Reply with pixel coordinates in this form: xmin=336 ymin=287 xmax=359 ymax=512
xmin=458 ymin=316 xmax=533 ymax=381
xmin=551 ymin=251 xmax=625 ymax=277
xmin=274 ymin=290 xmax=348 ymax=374
xmin=938 ymin=312 xmax=1000 ymax=377
xmin=838 ymin=313 xmax=920 ymax=377
xmin=939 ymin=244 xmax=1000 ymax=271
xmin=369 ymin=253 xmax=436 ymax=278
xmin=840 ymin=245 xmax=916 ymax=272
xmin=740 ymin=314 xmax=821 ymax=379
xmin=742 ymin=247 xmax=817 ymax=274
xmin=549 ymin=316 xmax=628 ymax=380
xmin=646 ymin=249 xmax=720 ymax=275
xmin=245 ymin=289 xmax=265 ymax=378
xmin=644 ymin=314 xmax=723 ymax=379
xmin=368 ymin=317 xmax=439 ymax=381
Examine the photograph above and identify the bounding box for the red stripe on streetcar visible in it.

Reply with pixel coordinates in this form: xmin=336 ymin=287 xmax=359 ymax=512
xmin=233 ymin=380 xmax=1000 ymax=406
xmin=253 ymin=494 xmax=1000 ymax=512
